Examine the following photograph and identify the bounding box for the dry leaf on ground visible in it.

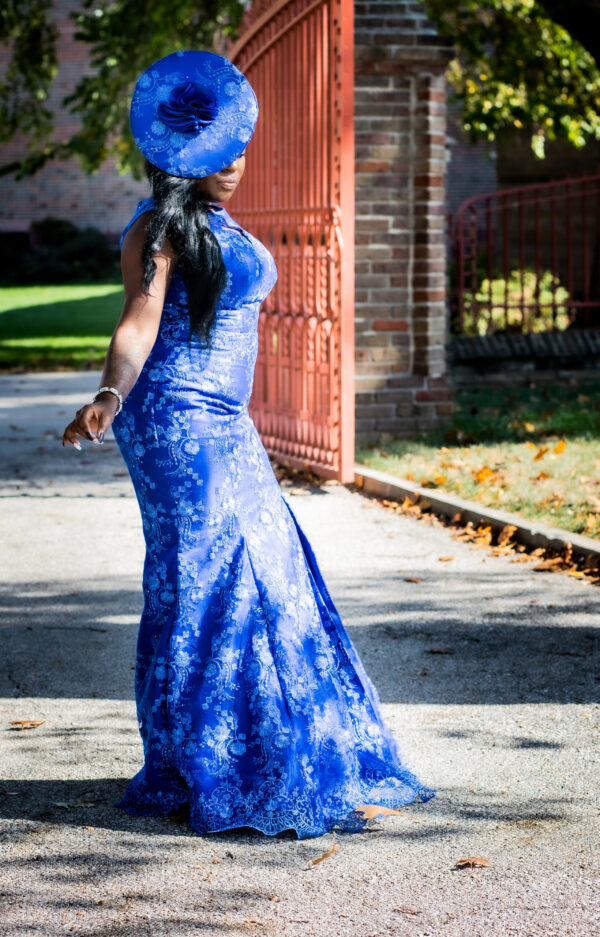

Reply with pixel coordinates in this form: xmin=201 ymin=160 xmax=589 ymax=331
xmin=353 ymin=804 xmax=417 ymax=821
xmin=455 ymin=856 xmax=491 ymax=869
xmin=473 ymin=466 xmax=495 ymax=483
xmin=8 ymin=720 xmax=45 ymax=730
xmin=312 ymin=843 xmax=339 ymax=864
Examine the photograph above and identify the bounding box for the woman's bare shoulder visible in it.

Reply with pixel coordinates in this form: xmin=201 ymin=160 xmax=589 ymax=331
xmin=121 ymin=211 xmax=176 ymax=264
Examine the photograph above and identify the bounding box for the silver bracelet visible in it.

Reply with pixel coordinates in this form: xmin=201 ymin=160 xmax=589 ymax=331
xmin=94 ymin=385 xmax=123 ymax=415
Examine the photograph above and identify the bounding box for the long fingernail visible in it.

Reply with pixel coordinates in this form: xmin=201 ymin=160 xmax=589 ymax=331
xmin=85 ymin=432 xmax=93 ymax=440
xmin=98 ymin=431 xmax=105 ymax=443
xmin=73 ymin=441 xmax=82 ymax=451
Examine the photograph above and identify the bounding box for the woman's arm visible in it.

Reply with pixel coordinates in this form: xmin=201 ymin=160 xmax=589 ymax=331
xmin=62 ymin=213 xmax=177 ymax=449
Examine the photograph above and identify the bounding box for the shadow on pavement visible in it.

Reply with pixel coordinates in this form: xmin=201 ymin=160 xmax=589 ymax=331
xmin=0 ymin=569 xmax=598 ymax=704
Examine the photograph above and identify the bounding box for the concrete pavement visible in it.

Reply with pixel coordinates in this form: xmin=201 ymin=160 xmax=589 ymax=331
xmin=0 ymin=371 xmax=598 ymax=937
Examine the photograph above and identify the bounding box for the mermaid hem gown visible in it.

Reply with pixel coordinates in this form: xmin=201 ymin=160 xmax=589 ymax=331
xmin=111 ymin=197 xmax=436 ymax=839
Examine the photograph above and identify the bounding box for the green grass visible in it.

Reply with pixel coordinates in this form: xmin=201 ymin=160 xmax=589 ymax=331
xmin=0 ymin=284 xmax=124 ymax=370
xmin=356 ymin=381 xmax=600 ymax=540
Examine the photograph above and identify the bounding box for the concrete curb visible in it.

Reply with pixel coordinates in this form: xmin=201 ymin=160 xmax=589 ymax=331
xmin=353 ymin=463 xmax=600 ymax=563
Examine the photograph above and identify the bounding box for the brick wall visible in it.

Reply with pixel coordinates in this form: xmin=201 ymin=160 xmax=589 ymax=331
xmin=353 ymin=0 xmax=455 ymax=441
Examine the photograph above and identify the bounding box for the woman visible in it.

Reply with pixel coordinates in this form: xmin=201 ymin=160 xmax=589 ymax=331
xmin=61 ymin=50 xmax=436 ymax=839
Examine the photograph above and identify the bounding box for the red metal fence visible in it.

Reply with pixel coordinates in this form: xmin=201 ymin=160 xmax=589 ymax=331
xmin=227 ymin=0 xmax=355 ymax=482
xmin=449 ymin=168 xmax=600 ymax=336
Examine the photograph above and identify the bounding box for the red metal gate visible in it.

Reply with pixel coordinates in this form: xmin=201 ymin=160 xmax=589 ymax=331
xmin=226 ymin=0 xmax=355 ymax=482
xmin=448 ymin=168 xmax=600 ymax=335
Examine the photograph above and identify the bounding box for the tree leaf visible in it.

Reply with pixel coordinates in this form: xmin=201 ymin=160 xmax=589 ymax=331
xmin=353 ymin=804 xmax=410 ymax=820
xmin=474 ymin=465 xmax=495 ymax=483
xmin=311 ymin=843 xmax=339 ymax=864
xmin=455 ymin=856 xmax=490 ymax=869
xmin=8 ymin=720 xmax=45 ymax=730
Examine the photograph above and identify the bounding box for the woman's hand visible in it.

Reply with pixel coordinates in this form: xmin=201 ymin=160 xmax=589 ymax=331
xmin=62 ymin=395 xmax=119 ymax=450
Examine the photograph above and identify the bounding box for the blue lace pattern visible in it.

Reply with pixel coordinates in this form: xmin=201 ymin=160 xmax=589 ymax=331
xmin=112 ymin=197 xmax=436 ymax=838
xmin=130 ymin=51 xmax=258 ymax=178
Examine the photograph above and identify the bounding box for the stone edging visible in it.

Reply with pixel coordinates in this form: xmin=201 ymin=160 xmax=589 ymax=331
xmin=353 ymin=464 xmax=600 ymax=563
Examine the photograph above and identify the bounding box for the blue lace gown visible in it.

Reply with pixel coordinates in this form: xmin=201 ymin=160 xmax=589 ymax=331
xmin=111 ymin=196 xmax=436 ymax=839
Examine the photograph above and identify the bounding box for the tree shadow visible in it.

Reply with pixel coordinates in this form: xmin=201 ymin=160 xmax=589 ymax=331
xmin=0 ymin=566 xmax=598 ymax=704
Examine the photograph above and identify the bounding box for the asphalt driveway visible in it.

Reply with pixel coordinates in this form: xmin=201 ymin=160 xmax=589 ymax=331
xmin=0 ymin=371 xmax=598 ymax=937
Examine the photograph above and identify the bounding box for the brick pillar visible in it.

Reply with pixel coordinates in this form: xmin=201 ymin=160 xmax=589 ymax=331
xmin=354 ymin=0 xmax=455 ymax=442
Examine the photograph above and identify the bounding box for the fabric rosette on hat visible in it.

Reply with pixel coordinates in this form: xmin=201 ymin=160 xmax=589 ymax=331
xmin=130 ymin=49 xmax=259 ymax=178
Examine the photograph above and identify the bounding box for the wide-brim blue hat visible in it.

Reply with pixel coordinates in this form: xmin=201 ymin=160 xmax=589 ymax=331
xmin=130 ymin=50 xmax=259 ymax=178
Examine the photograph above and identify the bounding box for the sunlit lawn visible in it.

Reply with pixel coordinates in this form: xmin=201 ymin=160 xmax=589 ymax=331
xmin=356 ymin=382 xmax=600 ymax=539
xmin=0 ymin=283 xmax=123 ymax=370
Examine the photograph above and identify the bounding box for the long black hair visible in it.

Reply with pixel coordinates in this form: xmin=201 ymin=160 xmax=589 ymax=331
xmin=141 ymin=159 xmax=227 ymax=346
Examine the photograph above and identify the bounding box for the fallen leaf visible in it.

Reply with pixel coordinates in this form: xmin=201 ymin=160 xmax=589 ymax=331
xmin=403 ymin=577 xmax=422 ymax=583
xmin=455 ymin=856 xmax=490 ymax=869
xmin=533 ymin=557 xmax=565 ymax=571
xmin=8 ymin=720 xmax=45 ymax=731
xmin=312 ymin=843 xmax=339 ymax=864
xmin=497 ymin=524 xmax=517 ymax=546
xmin=438 ymin=555 xmax=455 ymax=561
xmin=353 ymin=804 xmax=415 ymax=820
xmin=473 ymin=465 xmax=495 ymax=483
xmin=553 ymin=439 xmax=566 ymax=454
xmin=534 ymin=445 xmax=549 ymax=461
xmin=52 ymin=801 xmax=98 ymax=809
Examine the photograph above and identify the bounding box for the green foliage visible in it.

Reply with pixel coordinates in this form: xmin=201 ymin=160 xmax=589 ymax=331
xmin=4 ymin=0 xmax=600 ymax=175
xmin=0 ymin=0 xmax=247 ymax=179
xmin=0 ymin=0 xmax=58 ymax=144
xmin=0 ymin=217 xmax=119 ymax=284
xmin=423 ymin=0 xmax=600 ymax=157
xmin=460 ymin=267 xmax=572 ymax=335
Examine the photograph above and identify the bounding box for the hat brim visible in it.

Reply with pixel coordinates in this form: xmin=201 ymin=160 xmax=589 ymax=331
xmin=130 ymin=50 xmax=258 ymax=178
